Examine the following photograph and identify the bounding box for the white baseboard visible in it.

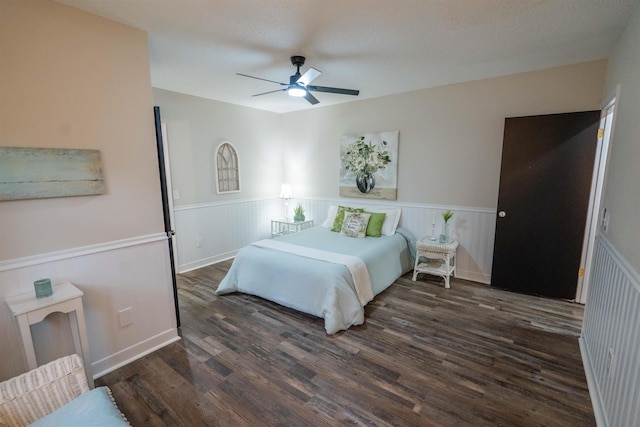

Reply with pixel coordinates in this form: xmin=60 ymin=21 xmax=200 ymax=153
xmin=456 ymin=268 xmax=490 ymax=284
xmin=179 ymin=250 xmax=238 ymax=273
xmin=91 ymin=328 xmax=181 ymax=379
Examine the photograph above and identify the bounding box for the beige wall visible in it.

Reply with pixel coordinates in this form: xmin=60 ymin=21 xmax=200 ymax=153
xmin=152 ymin=89 xmax=283 ymax=206
xmin=601 ymin=4 xmax=640 ymax=272
xmin=0 ymin=0 xmax=164 ymax=260
xmin=281 ymin=61 xmax=607 ymax=209
xmin=152 ymin=62 xmax=607 ymax=213
xmin=159 ymin=60 xmax=607 ymax=285
xmin=0 ymin=0 xmax=177 ymax=381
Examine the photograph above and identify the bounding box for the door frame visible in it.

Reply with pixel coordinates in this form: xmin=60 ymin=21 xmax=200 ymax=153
xmin=154 ymin=106 xmax=181 ymax=327
xmin=575 ymin=85 xmax=619 ymax=303
xmin=161 ymin=122 xmax=179 ymax=274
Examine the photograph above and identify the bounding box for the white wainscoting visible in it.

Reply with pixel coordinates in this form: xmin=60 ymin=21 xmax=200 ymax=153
xmin=580 ymin=235 xmax=640 ymax=427
xmin=174 ymin=198 xmax=283 ymax=272
xmin=174 ymin=197 xmax=496 ymax=283
xmin=0 ymin=234 xmax=180 ymax=381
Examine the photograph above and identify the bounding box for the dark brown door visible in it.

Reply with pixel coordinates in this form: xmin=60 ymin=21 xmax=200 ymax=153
xmin=491 ymin=111 xmax=599 ymax=299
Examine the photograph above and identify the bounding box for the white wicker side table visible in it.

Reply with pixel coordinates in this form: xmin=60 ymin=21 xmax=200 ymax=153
xmin=412 ymin=238 xmax=459 ymax=288
xmin=271 ymin=218 xmax=314 ymax=238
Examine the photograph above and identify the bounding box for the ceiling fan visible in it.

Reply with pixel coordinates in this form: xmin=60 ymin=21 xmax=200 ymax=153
xmin=237 ymin=56 xmax=359 ymax=105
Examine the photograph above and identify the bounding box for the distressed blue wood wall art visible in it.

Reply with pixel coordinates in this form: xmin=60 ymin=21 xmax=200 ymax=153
xmin=0 ymin=147 xmax=106 ymax=201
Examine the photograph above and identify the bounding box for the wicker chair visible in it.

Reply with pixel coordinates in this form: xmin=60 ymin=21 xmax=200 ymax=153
xmin=0 ymin=354 xmax=127 ymax=427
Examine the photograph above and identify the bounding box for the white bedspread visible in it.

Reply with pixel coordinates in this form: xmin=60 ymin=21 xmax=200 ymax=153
xmin=252 ymin=239 xmax=373 ymax=305
xmin=215 ymin=227 xmax=415 ymax=334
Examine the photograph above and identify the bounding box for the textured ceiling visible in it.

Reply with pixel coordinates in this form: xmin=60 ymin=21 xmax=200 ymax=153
xmin=56 ymin=0 xmax=638 ymax=113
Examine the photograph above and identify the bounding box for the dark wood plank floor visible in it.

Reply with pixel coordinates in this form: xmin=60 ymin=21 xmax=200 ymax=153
xmin=97 ymin=260 xmax=595 ymax=426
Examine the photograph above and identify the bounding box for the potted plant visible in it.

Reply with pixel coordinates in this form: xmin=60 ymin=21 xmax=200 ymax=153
xmin=293 ymin=204 xmax=305 ymax=222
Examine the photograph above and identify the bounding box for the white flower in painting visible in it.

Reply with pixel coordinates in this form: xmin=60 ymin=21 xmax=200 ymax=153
xmin=343 ymin=136 xmax=391 ymax=178
xmin=353 ymin=157 xmax=366 ymax=171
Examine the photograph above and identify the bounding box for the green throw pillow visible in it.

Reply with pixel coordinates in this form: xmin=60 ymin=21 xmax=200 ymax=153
xmin=331 ymin=206 xmax=365 ymax=232
xmin=364 ymin=211 xmax=386 ymax=237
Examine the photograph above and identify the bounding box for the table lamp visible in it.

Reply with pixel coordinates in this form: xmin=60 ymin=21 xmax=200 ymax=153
xmin=279 ymin=184 xmax=293 ymax=219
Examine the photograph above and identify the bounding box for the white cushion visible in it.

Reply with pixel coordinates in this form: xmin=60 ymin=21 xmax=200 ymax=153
xmin=321 ymin=204 xmax=339 ymax=228
xmin=29 ymin=387 xmax=129 ymax=427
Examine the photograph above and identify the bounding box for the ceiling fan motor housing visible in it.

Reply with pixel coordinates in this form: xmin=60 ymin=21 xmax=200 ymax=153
xmin=290 ymin=55 xmax=306 ymax=68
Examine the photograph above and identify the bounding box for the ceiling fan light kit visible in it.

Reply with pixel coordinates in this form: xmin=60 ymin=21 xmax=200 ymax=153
xmin=237 ymin=56 xmax=359 ymax=105
xmin=287 ymin=85 xmax=306 ymax=97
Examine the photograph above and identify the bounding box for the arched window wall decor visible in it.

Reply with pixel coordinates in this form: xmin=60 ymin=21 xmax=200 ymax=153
xmin=215 ymin=141 xmax=240 ymax=193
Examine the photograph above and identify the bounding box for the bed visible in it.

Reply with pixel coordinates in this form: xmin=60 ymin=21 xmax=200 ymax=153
xmin=215 ymin=205 xmax=416 ymax=334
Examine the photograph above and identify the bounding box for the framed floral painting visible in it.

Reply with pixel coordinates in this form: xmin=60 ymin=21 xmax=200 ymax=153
xmin=339 ymin=130 xmax=398 ymax=200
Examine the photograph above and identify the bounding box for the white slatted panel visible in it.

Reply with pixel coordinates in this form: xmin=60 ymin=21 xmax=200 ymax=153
xmin=581 ymin=235 xmax=640 ymax=427
xmin=175 ymin=198 xmax=495 ymax=282
xmin=174 ymin=198 xmax=282 ymax=272
xmin=0 ymin=235 xmax=178 ymax=381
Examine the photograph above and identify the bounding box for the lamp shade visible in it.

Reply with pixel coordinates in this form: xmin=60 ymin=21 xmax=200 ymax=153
xmin=279 ymin=184 xmax=293 ymax=199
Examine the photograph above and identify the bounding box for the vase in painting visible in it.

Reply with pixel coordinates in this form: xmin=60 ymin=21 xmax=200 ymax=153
xmin=356 ymin=173 xmax=375 ymax=193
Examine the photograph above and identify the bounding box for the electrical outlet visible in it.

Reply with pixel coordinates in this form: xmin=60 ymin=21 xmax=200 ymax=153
xmin=195 ymin=237 xmax=203 ymax=248
xmin=173 ymin=189 xmax=180 ymax=200
xmin=118 ymin=307 xmax=133 ymax=328
xmin=607 ymin=347 xmax=615 ymax=377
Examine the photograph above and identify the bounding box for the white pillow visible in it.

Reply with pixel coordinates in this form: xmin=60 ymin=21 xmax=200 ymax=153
xmin=321 ymin=204 xmax=339 ymax=228
xmin=366 ymin=207 xmax=401 ymax=236
xmin=340 ymin=212 xmax=371 ymax=238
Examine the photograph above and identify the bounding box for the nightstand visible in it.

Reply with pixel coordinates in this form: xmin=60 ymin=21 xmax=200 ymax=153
xmin=412 ymin=238 xmax=459 ymax=288
xmin=271 ymin=218 xmax=314 ymax=238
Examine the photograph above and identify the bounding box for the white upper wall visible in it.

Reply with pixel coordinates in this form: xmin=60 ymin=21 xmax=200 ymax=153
xmin=601 ymin=3 xmax=640 ymax=272
xmin=152 ymin=89 xmax=283 ymax=206
xmin=281 ymin=61 xmax=607 ymax=209
xmin=0 ymin=0 xmax=164 ymax=260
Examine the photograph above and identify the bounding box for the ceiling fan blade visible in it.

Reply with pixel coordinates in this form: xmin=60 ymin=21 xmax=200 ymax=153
xmin=297 ymin=67 xmax=321 ymax=87
xmin=252 ymin=88 xmax=287 ymax=97
xmin=237 ymin=73 xmax=287 ymax=86
xmin=308 ymin=85 xmax=359 ymax=96
xmin=304 ymin=91 xmax=320 ymax=105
